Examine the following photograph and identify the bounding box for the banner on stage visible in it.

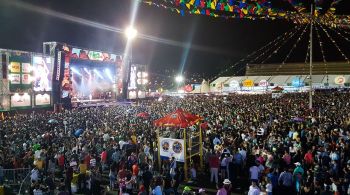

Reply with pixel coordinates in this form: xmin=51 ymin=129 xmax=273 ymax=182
xmin=11 ymin=93 xmax=31 ymax=108
xmin=35 ymin=94 xmax=51 ymax=106
xmin=159 ymin=137 xmax=185 ymax=162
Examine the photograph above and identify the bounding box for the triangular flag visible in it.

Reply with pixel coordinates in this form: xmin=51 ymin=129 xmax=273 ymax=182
xmin=195 ymin=0 xmax=200 ymax=7
xmin=211 ymin=1 xmax=216 ymax=9
xmin=186 ymin=3 xmax=191 ymax=9
xmin=206 ymin=9 xmax=210 ymax=15
xmin=180 ymin=9 xmax=185 ymax=16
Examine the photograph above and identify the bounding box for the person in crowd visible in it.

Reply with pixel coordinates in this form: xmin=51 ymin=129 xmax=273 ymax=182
xmin=248 ymin=181 xmax=260 ymax=195
xmin=182 ymin=186 xmax=193 ymax=195
xmin=209 ymin=151 xmax=220 ymax=184
xmin=216 ymin=181 xmax=227 ymax=195
xmin=152 ymin=176 xmax=163 ymax=195
xmin=0 ymin=91 xmax=350 ymax=195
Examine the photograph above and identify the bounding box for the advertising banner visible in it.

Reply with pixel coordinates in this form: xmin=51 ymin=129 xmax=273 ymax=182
xmin=10 ymin=62 xmax=21 ymax=73
xmin=33 ymin=56 xmax=53 ymax=91
xmin=22 ymin=63 xmax=31 ymax=73
xmin=9 ymin=54 xmax=33 ymax=92
xmin=129 ymin=65 xmax=137 ymax=90
xmin=22 ymin=74 xmax=31 ymax=84
xmin=10 ymin=93 xmax=31 ymax=108
xmin=159 ymin=137 xmax=185 ymax=162
xmin=35 ymin=93 xmax=51 ymax=106
xmin=10 ymin=74 xmax=21 ymax=84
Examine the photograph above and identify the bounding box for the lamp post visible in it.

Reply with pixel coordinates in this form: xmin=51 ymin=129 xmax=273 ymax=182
xmin=309 ymin=3 xmax=314 ymax=109
xmin=124 ymin=27 xmax=138 ymax=99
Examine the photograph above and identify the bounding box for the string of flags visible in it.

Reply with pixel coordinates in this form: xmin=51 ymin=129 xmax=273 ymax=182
xmin=140 ymin=0 xmax=350 ymax=28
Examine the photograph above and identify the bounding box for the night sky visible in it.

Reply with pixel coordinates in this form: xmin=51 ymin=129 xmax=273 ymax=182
xmin=1 ymin=0 xmax=349 ymax=78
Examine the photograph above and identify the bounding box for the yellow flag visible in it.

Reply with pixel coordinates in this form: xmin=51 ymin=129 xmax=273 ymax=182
xmin=186 ymin=3 xmax=191 ymax=9
xmin=211 ymin=2 xmax=216 ymax=9
xmin=229 ymin=6 xmax=233 ymax=12
xmin=189 ymin=0 xmax=195 ymax=5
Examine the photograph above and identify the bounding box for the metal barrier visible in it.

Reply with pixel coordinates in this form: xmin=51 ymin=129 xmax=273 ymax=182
xmin=3 ymin=168 xmax=30 ymax=186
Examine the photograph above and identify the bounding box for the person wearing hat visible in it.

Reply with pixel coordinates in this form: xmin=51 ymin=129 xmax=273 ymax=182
xmin=216 ymin=181 xmax=227 ymax=195
xmin=223 ymin=179 xmax=232 ymax=195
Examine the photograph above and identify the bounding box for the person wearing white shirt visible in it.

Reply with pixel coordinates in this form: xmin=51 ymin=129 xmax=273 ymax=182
xmin=249 ymin=165 xmax=260 ymax=183
xmin=213 ymin=137 xmax=221 ymax=146
xmin=266 ymin=180 xmax=273 ymax=195
xmin=31 ymin=167 xmax=39 ymax=182
xmin=103 ymin=133 xmax=110 ymax=142
xmin=248 ymin=181 xmax=260 ymax=195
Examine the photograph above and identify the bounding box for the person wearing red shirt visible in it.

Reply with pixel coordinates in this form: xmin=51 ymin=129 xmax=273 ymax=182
xmin=304 ymin=150 xmax=314 ymax=168
xmin=209 ymin=151 xmax=220 ymax=184
xmin=132 ymin=163 xmax=139 ymax=176
xmin=101 ymin=149 xmax=107 ymax=171
xmin=58 ymin=153 xmax=65 ymax=172
xmin=84 ymin=153 xmax=91 ymax=168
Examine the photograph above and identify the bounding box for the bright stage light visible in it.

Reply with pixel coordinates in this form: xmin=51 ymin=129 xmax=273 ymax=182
xmin=71 ymin=67 xmax=82 ymax=76
xmin=84 ymin=67 xmax=91 ymax=75
xmin=93 ymin=69 xmax=103 ymax=79
xmin=104 ymin=69 xmax=114 ymax=82
xmin=125 ymin=27 xmax=137 ymax=40
xmin=175 ymin=75 xmax=184 ymax=83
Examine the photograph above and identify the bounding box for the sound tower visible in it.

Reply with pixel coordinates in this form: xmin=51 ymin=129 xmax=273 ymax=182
xmin=1 ymin=54 xmax=6 ymax=79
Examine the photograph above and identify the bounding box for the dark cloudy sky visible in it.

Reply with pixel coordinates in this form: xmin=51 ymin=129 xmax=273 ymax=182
xmin=0 ymin=0 xmax=349 ymax=78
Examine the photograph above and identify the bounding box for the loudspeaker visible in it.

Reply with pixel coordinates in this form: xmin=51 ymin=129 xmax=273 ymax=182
xmin=1 ymin=54 xmax=7 ymax=79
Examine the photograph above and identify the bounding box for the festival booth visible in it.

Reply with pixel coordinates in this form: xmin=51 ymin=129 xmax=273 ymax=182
xmin=271 ymin=86 xmax=284 ymax=98
xmin=154 ymin=109 xmax=203 ymax=181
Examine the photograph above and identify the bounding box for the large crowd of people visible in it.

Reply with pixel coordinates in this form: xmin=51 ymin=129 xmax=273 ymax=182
xmin=0 ymin=90 xmax=350 ymax=195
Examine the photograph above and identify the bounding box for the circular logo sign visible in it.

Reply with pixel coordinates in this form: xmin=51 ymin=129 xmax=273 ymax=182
xmin=258 ymin=80 xmax=269 ymax=87
xmin=243 ymin=79 xmax=254 ymax=87
xmin=292 ymin=77 xmax=304 ymax=87
xmin=229 ymin=80 xmax=239 ymax=88
xmin=184 ymin=85 xmax=193 ymax=92
xmin=172 ymin=141 xmax=183 ymax=154
xmin=335 ymin=76 xmax=346 ymax=85
xmin=161 ymin=140 xmax=170 ymax=152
